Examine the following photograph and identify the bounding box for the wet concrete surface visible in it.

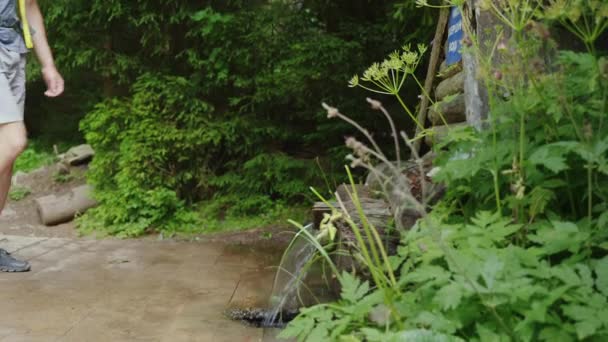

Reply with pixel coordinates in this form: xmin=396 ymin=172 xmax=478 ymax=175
xmin=0 ymin=234 xmax=289 ymax=342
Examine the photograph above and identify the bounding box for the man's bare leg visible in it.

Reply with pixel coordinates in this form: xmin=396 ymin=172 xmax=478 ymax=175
xmin=0 ymin=121 xmax=31 ymax=272
xmin=0 ymin=122 xmax=27 ymax=214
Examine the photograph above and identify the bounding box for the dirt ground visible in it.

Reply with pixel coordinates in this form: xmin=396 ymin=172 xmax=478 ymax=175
xmin=0 ymin=163 xmax=88 ymax=238
xmin=1 ymin=162 xmax=300 ymax=247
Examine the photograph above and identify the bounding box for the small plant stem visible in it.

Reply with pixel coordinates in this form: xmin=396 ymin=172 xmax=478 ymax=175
xmin=491 ymin=170 xmax=502 ymax=213
xmin=335 ymin=112 xmax=385 ymax=159
xmin=395 ymin=93 xmax=424 ymax=132
xmin=588 ymin=166 xmax=593 ymax=221
xmin=564 ymin=171 xmax=579 ymax=217
xmin=345 ymin=167 xmax=384 ymax=282
xmin=485 ymin=81 xmax=502 ymax=213
xmin=370 ymin=99 xmax=401 ymax=169
xmin=518 ymin=99 xmax=526 ymax=223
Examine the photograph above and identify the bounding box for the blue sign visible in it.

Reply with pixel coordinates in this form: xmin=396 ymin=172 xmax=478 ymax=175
xmin=446 ymin=7 xmax=463 ymax=66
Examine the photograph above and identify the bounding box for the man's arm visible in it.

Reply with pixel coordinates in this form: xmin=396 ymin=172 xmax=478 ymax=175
xmin=25 ymin=0 xmax=64 ymax=97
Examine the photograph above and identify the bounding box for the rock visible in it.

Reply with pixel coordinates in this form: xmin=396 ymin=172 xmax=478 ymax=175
xmin=424 ymin=122 xmax=469 ymax=147
xmin=64 ymin=144 xmax=95 ymax=166
xmin=35 ymin=185 xmax=98 ymax=226
xmin=435 ymin=71 xmax=465 ymax=100
xmin=438 ymin=60 xmax=463 ymax=79
xmin=429 ymin=93 xmax=466 ymax=125
xmin=11 ymin=171 xmax=27 ymax=187
xmin=56 ymin=162 xmax=71 ymax=175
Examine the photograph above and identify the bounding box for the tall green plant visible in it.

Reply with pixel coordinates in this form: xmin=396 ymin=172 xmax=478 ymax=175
xmin=282 ymin=1 xmax=608 ymax=340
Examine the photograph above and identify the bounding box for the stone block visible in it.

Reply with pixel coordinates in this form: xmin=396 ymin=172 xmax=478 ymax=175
xmin=425 ymin=122 xmax=469 ymax=147
xmin=64 ymin=144 xmax=95 ymax=166
xmin=435 ymin=71 xmax=465 ymax=100
xmin=429 ymin=93 xmax=466 ymax=125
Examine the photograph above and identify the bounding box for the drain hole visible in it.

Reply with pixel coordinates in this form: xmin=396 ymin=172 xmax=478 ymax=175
xmin=226 ymin=308 xmax=299 ymax=328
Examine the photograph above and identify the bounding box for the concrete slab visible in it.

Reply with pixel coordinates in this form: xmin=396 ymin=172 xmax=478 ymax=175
xmin=0 ymin=235 xmax=48 ymax=254
xmin=0 ymin=235 xmax=281 ymax=342
xmin=229 ymin=268 xmax=276 ymax=310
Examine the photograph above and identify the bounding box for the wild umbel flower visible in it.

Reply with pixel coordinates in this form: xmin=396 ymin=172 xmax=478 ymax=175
xmin=349 ymin=44 xmax=426 ymax=95
xmin=348 ymin=45 xmax=427 ymax=130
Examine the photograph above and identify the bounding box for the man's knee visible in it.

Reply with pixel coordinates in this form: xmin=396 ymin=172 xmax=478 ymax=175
xmin=0 ymin=123 xmax=28 ymax=162
xmin=8 ymin=133 xmax=27 ymax=157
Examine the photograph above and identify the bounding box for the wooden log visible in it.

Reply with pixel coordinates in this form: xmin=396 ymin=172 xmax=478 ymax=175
xmin=36 ymin=185 xmax=98 ymax=226
xmin=429 ymin=93 xmax=466 ymax=125
xmin=335 ymin=184 xmax=372 ymax=202
xmin=435 ymin=71 xmax=465 ymax=100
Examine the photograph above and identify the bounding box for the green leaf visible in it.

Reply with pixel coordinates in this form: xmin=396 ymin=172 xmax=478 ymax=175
xmin=529 ymin=186 xmax=556 ymax=218
xmin=434 ymin=282 xmax=464 ymax=311
xmin=539 ymin=326 xmax=575 ymax=342
xmin=529 ymin=221 xmax=587 ymax=255
xmin=529 ymin=144 xmax=574 ymax=173
xmin=480 ymin=255 xmax=504 ymax=290
xmin=595 ymin=257 xmax=608 ymax=297
xmin=340 ymin=271 xmax=370 ymax=303
xmin=395 ymin=329 xmax=464 ymax=342
xmin=402 ymin=265 xmax=451 ymax=284
xmin=477 ymin=323 xmax=509 ymax=341
xmin=279 ymin=313 xmax=316 ymax=340
xmin=361 ymin=328 xmax=386 ymax=342
xmin=562 ymin=305 xmax=603 ymax=339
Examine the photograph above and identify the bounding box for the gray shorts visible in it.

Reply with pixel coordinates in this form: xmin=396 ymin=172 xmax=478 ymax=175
xmin=0 ymin=46 xmax=26 ymax=125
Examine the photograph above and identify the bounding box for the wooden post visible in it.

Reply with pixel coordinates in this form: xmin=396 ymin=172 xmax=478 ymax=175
xmin=463 ymin=0 xmax=508 ymax=130
xmin=414 ymin=8 xmax=450 ymax=152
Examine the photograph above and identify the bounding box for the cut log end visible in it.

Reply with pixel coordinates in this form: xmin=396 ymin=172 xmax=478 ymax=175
xmin=35 ymin=185 xmax=98 ymax=226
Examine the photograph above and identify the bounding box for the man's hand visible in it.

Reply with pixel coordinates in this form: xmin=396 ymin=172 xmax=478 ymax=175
xmin=42 ymin=66 xmax=64 ymax=97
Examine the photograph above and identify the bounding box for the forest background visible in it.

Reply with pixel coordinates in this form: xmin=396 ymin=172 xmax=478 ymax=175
xmin=21 ymin=0 xmax=434 ymax=236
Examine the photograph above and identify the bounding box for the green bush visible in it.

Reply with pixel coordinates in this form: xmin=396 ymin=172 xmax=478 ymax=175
xmin=79 ymin=74 xmax=219 ymax=236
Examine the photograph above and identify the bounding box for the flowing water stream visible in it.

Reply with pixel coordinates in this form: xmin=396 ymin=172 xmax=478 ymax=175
xmin=227 ymin=223 xmax=336 ymax=329
xmin=263 ymin=223 xmax=316 ymax=327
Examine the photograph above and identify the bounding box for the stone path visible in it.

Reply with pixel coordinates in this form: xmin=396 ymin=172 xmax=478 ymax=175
xmin=0 ymin=235 xmax=284 ymax=342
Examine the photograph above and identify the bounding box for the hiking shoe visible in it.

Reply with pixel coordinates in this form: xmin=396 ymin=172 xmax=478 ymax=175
xmin=0 ymin=249 xmax=30 ymax=272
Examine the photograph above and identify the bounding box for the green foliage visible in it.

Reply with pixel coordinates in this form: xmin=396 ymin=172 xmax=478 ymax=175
xmin=79 ymin=73 xmax=216 ymax=236
xmin=13 ymin=143 xmax=55 ymax=173
xmin=52 ymin=171 xmax=74 ymax=184
xmin=35 ymin=0 xmax=430 ymax=235
xmin=9 ymin=187 xmax=31 ymax=202
xmin=283 ymin=1 xmax=608 ymax=341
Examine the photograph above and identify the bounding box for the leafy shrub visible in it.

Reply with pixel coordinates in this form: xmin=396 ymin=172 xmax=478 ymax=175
xmin=79 ymin=74 xmax=219 ymax=236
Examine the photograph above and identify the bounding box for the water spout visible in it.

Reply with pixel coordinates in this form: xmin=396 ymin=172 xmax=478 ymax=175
xmin=263 ymin=223 xmax=316 ymax=327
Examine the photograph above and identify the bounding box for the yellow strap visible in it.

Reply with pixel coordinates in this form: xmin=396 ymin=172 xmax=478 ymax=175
xmin=18 ymin=0 xmax=33 ymax=49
